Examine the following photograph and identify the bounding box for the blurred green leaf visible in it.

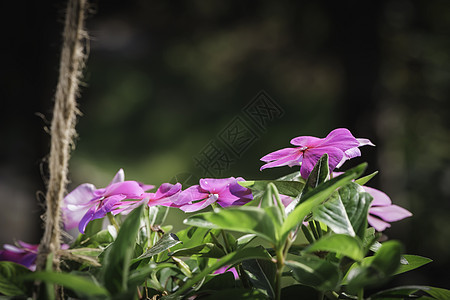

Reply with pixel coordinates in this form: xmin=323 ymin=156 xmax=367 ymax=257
xmin=184 ymin=206 xmax=281 ymax=245
xmin=394 ymin=255 xmax=432 ymax=275
xmin=102 ymin=205 xmax=143 ymax=294
xmin=305 ymin=234 xmax=364 ymax=261
xmin=148 ymin=205 xmax=170 ymax=226
xmin=281 ymin=284 xmax=320 ymax=299
xmin=194 ymin=288 xmax=268 ymax=299
xmin=236 ymin=234 xmax=257 ymax=250
xmin=242 ymin=248 xmax=275 ymax=299
xmin=23 ymin=271 xmax=109 ymax=297
xmin=345 ymin=240 xmax=402 ymax=294
xmin=0 ymin=261 xmax=31 ymax=296
xmin=286 ymin=255 xmax=341 ymax=292
xmin=370 ymin=285 xmax=450 ymax=299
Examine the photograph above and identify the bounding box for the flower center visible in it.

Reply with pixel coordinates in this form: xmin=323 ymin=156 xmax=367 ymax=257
xmin=209 ymin=193 xmax=219 ymax=201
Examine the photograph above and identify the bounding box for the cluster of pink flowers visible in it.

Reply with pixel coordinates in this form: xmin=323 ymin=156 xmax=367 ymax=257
xmin=0 ymin=128 xmax=413 ymax=271
xmin=58 ymin=128 xmax=411 ymax=235
xmin=62 ymin=170 xmax=254 ymax=233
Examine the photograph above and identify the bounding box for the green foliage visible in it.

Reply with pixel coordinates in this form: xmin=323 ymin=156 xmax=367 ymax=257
xmin=0 ymin=261 xmax=32 ymax=296
xmin=4 ymin=153 xmax=446 ymax=300
xmin=23 ymin=271 xmax=109 ymax=298
xmin=102 ymin=205 xmax=143 ymax=294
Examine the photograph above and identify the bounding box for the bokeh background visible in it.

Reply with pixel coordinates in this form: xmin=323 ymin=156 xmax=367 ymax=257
xmin=2 ymin=0 xmax=449 ymax=290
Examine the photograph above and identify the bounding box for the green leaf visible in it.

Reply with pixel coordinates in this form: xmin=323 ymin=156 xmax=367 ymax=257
xmin=276 ymin=171 xmax=305 ymax=182
xmin=355 ymin=171 xmax=378 ymax=186
xmin=281 ymin=284 xmax=320 ymax=299
xmin=280 ymin=163 xmax=366 ymax=244
xmin=345 ymin=240 xmax=402 ymax=294
xmin=169 ymin=243 xmax=226 ymax=258
xmin=286 ymin=255 xmax=341 ymax=292
xmin=0 ymin=261 xmax=32 ymax=296
xmin=304 ymin=234 xmax=364 ymax=261
xmin=312 ymin=183 xmax=372 ymax=239
xmin=148 ymin=205 xmax=170 ymax=226
xmin=132 ymin=233 xmax=182 ymax=262
xmin=239 ymin=180 xmax=304 ymax=198
xmin=127 ymin=262 xmax=175 ymax=288
xmin=395 ymin=255 xmax=432 ymax=275
xmin=371 ymin=240 xmax=402 ymax=276
xmin=242 ymin=249 xmax=276 ymax=299
xmin=102 ymin=205 xmax=143 ymax=294
xmin=338 ymin=183 xmax=373 ymax=239
xmin=312 ymin=192 xmax=355 ymax=236
xmin=370 ymin=285 xmax=450 ymax=299
xmin=199 ymin=272 xmax=236 ymax=291
xmin=172 ymin=246 xmax=271 ymax=296
xmin=23 ymin=271 xmax=109 ymax=297
xmin=236 ymin=234 xmax=257 ymax=250
xmin=184 ymin=206 xmax=281 ymax=245
xmin=302 ymin=154 xmax=330 ymax=197
xmin=194 ymin=288 xmax=268 ymax=299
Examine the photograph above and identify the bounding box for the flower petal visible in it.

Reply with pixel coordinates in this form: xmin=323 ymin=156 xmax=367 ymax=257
xmin=110 ymin=169 xmax=125 ymax=185
xmin=363 ymin=186 xmax=391 ymax=206
xmin=174 ymin=185 xmax=208 ymax=205
xmin=64 ymin=183 xmax=96 ymax=205
xmin=367 ymin=215 xmax=391 ymax=231
xmin=357 ymin=138 xmax=375 ymax=147
xmin=199 ymin=178 xmax=235 ymax=194
xmin=103 ymin=181 xmax=144 ymax=199
xmin=370 ymin=205 xmax=412 ymax=222
xmin=301 ymin=146 xmax=343 ymax=178
xmin=178 ymin=195 xmax=218 ymax=212
xmin=260 ymin=148 xmax=299 ymax=162
xmin=290 ymin=136 xmax=322 ymax=147
xmin=318 ymin=128 xmax=359 ymax=151
xmin=260 ymin=150 xmax=302 ymax=171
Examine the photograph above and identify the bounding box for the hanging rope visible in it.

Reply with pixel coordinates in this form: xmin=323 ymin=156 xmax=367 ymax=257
xmin=36 ymin=0 xmax=88 ymax=276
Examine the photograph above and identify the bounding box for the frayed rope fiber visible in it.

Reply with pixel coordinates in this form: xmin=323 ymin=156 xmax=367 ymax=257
xmin=36 ymin=0 xmax=88 ymax=273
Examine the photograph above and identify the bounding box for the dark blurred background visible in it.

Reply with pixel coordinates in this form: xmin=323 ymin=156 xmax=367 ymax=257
xmin=1 ymin=0 xmax=449 ymax=289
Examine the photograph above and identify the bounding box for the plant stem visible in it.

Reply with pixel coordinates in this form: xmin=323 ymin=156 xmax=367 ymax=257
xmin=357 ymin=289 xmax=364 ymax=300
xmin=275 ymin=248 xmax=285 ymax=300
xmin=106 ymin=212 xmax=120 ymax=232
xmin=143 ymin=206 xmax=153 ymax=249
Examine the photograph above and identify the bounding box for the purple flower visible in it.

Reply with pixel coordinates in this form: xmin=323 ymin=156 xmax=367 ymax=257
xmin=260 ymin=128 xmax=374 ymax=179
xmin=172 ymin=177 xmax=253 ymax=212
xmin=0 ymin=241 xmax=69 ymax=271
xmin=62 ymin=169 xmax=155 ymax=233
xmin=0 ymin=241 xmax=38 ymax=271
xmin=214 ymin=265 xmax=239 ymax=279
xmin=364 ymin=186 xmax=412 ymax=232
xmin=117 ymin=182 xmax=183 ymax=215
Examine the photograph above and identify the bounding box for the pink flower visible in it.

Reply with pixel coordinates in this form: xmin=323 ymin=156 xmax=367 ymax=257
xmin=116 ymin=182 xmax=182 ymax=215
xmin=0 ymin=241 xmax=69 ymax=271
xmin=364 ymin=186 xmax=412 ymax=231
xmin=214 ymin=265 xmax=239 ymax=279
xmin=260 ymin=128 xmax=374 ymax=179
xmin=62 ymin=169 xmax=156 ymax=233
xmin=172 ymin=177 xmax=253 ymax=212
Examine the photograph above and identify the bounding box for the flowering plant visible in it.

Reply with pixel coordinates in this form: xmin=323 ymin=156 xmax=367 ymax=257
xmin=1 ymin=129 xmax=448 ymax=300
